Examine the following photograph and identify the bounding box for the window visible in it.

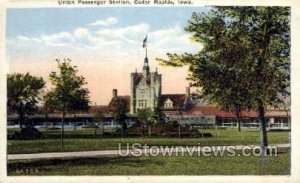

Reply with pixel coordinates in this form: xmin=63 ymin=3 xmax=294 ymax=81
xmin=138 ymin=100 xmax=143 ymax=107
xmin=138 ymin=100 xmax=148 ymax=107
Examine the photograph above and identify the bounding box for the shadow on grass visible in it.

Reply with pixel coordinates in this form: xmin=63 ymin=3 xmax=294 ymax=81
xmin=7 ymin=150 xmax=290 ymax=175
xmin=8 ymin=156 xmax=165 ymax=173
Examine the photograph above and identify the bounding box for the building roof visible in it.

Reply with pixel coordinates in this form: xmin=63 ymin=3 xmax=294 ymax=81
xmin=89 ymin=105 xmax=109 ymax=113
xmin=160 ymin=94 xmax=187 ymax=110
xmin=186 ymin=106 xmax=256 ymax=118
xmin=265 ymin=110 xmax=290 ymax=118
xmin=186 ymin=106 xmax=290 ymax=118
xmin=107 ymin=95 xmax=130 ymax=112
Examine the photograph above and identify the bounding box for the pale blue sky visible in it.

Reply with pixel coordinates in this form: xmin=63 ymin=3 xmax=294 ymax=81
xmin=7 ymin=7 xmax=209 ymax=38
xmin=6 ymin=7 xmax=209 ymax=104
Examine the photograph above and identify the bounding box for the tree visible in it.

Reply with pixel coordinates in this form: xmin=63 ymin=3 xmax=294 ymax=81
xmin=137 ymin=108 xmax=154 ymax=137
xmin=42 ymin=90 xmax=59 ymax=130
xmin=49 ymin=58 xmax=90 ymax=148
xmin=7 ymin=73 xmax=45 ymax=129
xmin=92 ymin=111 xmax=105 ymax=136
xmin=152 ymin=107 xmax=163 ymax=123
xmin=113 ymin=99 xmax=127 ymax=137
xmin=70 ymin=85 xmax=90 ymax=130
xmin=157 ymin=7 xmax=290 ymax=149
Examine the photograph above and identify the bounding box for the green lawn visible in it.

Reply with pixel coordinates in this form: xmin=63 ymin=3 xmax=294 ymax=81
xmin=7 ymin=128 xmax=289 ymax=154
xmin=7 ymin=149 xmax=290 ymax=175
xmin=7 ymin=127 xmax=115 ymax=137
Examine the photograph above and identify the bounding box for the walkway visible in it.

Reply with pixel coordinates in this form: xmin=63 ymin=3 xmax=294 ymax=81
xmin=7 ymin=143 xmax=290 ymax=161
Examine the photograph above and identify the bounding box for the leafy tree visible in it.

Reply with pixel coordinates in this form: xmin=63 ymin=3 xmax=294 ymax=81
xmin=92 ymin=111 xmax=105 ymax=136
xmin=43 ymin=90 xmax=58 ymax=113
xmin=70 ymin=85 xmax=90 ymax=130
xmin=7 ymin=73 xmax=45 ymax=129
xmin=152 ymin=107 xmax=163 ymax=123
xmin=49 ymin=58 xmax=90 ymax=148
xmin=113 ymin=99 xmax=127 ymax=137
xmin=137 ymin=108 xmax=154 ymax=137
xmin=157 ymin=7 xmax=290 ymax=149
xmin=42 ymin=90 xmax=59 ymax=130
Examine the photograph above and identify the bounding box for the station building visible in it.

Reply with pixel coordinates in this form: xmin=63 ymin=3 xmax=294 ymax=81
xmin=7 ymin=54 xmax=290 ymax=130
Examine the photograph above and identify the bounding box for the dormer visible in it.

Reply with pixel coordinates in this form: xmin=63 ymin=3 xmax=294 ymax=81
xmin=164 ymin=98 xmax=173 ymax=108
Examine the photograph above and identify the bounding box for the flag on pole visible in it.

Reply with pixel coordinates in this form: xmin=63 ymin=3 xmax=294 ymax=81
xmin=142 ymin=36 xmax=147 ymax=48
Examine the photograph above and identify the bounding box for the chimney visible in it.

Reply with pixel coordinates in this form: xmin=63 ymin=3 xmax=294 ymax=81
xmin=113 ymin=89 xmax=118 ymax=98
xmin=186 ymin=86 xmax=190 ymax=97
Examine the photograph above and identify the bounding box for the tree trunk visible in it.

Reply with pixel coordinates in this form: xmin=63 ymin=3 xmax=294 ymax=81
xmin=257 ymin=99 xmax=268 ymax=153
xmin=235 ymin=110 xmax=241 ymax=132
xmin=102 ymin=122 xmax=104 ymax=137
xmin=178 ymin=124 xmax=181 ymax=138
xmin=18 ymin=106 xmax=24 ymax=129
xmin=73 ymin=112 xmax=77 ymax=131
xmin=45 ymin=113 xmax=49 ymax=131
xmin=115 ymin=121 xmax=118 ymax=131
xmin=148 ymin=125 xmax=151 ymax=137
xmin=283 ymin=102 xmax=290 ymax=127
xmin=61 ymin=109 xmax=65 ymax=149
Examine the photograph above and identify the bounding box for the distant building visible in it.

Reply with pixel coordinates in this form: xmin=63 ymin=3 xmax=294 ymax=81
xmin=111 ymin=54 xmax=192 ymax=115
xmin=6 ymin=45 xmax=291 ymax=130
xmin=130 ymin=57 xmax=161 ymax=113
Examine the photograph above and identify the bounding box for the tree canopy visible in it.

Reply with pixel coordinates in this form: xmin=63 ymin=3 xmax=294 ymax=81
xmin=48 ymin=58 xmax=90 ymax=114
xmin=48 ymin=58 xmax=90 ymax=147
xmin=137 ymin=108 xmax=153 ymax=125
xmin=7 ymin=73 xmax=45 ymax=128
xmin=157 ymin=7 xmax=290 ymax=146
xmin=137 ymin=108 xmax=154 ymax=137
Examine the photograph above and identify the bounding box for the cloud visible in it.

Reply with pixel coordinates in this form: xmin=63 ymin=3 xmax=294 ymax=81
xmin=74 ymin=28 xmax=89 ymax=38
xmin=41 ymin=32 xmax=75 ymax=47
xmin=17 ymin=35 xmax=42 ymax=43
xmin=12 ymin=17 xmax=198 ymax=53
xmin=17 ymin=36 xmax=30 ymax=41
xmin=8 ymin=20 xmax=200 ymax=63
xmin=148 ymin=25 xmax=201 ymax=55
xmin=89 ymin=17 xmax=118 ymax=27
xmin=27 ymin=22 xmax=149 ymax=51
xmin=96 ymin=23 xmax=150 ymax=36
xmin=96 ymin=23 xmax=150 ymax=45
xmin=8 ymin=18 xmax=202 ymax=105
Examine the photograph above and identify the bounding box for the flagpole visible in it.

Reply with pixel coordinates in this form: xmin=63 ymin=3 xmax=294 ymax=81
xmin=143 ymin=35 xmax=148 ymax=58
xmin=146 ymin=47 xmax=147 ymax=58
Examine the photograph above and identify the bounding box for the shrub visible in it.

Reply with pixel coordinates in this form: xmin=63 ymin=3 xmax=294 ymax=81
xmin=125 ymin=123 xmax=213 ymax=138
xmin=10 ymin=128 xmax=44 ymax=140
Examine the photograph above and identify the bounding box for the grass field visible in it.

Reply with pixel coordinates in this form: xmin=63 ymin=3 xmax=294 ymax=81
xmin=7 ymin=149 xmax=290 ymax=175
xmin=7 ymin=128 xmax=289 ymax=154
xmin=7 ymin=128 xmax=290 ymax=175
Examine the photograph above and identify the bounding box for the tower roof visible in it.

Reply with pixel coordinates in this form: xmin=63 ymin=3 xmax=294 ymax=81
xmin=144 ymin=57 xmax=149 ymax=64
xmin=133 ymin=73 xmax=151 ymax=85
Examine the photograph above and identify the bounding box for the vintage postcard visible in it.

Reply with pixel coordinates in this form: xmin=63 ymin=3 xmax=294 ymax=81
xmin=0 ymin=0 xmax=299 ymax=182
